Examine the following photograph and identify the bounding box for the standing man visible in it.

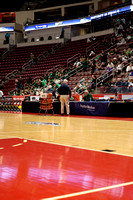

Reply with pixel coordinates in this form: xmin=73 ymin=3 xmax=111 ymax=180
xmin=58 ymin=79 xmax=71 ymax=116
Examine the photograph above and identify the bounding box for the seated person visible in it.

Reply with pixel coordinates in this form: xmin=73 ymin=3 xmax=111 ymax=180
xmin=47 ymin=85 xmax=56 ymax=98
xmin=83 ymin=90 xmax=93 ymax=101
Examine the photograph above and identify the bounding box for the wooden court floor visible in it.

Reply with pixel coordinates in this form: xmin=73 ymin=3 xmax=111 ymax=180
xmin=0 ymin=112 xmax=133 ymax=155
xmin=0 ymin=112 xmax=133 ymax=200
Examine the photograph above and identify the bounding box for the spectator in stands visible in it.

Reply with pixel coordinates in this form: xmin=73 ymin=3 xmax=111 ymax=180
xmin=114 ymin=48 xmax=120 ymax=55
xmin=60 ymin=28 xmax=65 ymax=38
xmin=109 ymin=78 xmax=117 ymax=93
xmin=112 ymin=57 xmax=117 ymax=65
xmin=33 ymin=79 xmax=43 ymax=88
xmin=95 ymin=62 xmax=102 ymax=71
xmin=116 ymin=61 xmax=123 ymax=73
xmin=29 ymin=89 xmax=34 ymax=95
xmin=30 ymin=53 xmax=34 ymax=64
xmin=129 ymin=69 xmax=133 ymax=78
xmin=26 ymin=76 xmax=32 ymax=85
xmin=89 ymin=36 xmax=96 ymax=42
xmin=101 ymin=50 xmax=107 ymax=66
xmin=117 ymin=23 xmax=124 ymax=36
xmin=35 ymin=88 xmax=40 ymax=96
xmin=109 ymin=48 xmax=115 ymax=55
xmin=83 ymin=90 xmax=93 ymax=101
xmin=81 ymin=58 xmax=88 ymax=71
xmin=15 ymin=79 xmax=20 ymax=95
xmin=107 ymin=60 xmax=114 ymax=69
xmin=54 ymin=80 xmax=61 ymax=90
xmin=121 ymin=78 xmax=129 ymax=93
xmin=116 ymin=77 xmax=123 ymax=93
xmin=121 ymin=16 xmax=126 ymax=28
xmin=128 ymin=78 xmax=133 ymax=92
xmin=91 ymin=60 xmax=96 ymax=74
xmin=42 ymin=77 xmax=47 ymax=87
xmin=24 ymin=33 xmax=28 ymax=42
xmin=73 ymin=59 xmax=82 ymax=69
xmin=124 ymin=48 xmax=132 ymax=58
xmin=19 ymin=76 xmax=24 ymax=90
xmin=126 ymin=62 xmax=133 ymax=73
xmin=78 ymin=81 xmax=88 ymax=93
xmin=90 ymin=74 xmax=96 ymax=90
xmin=0 ymin=87 xmax=4 ymax=98
xmin=95 ymin=54 xmax=100 ymax=61
xmin=89 ymin=49 xmax=95 ymax=57
xmin=74 ymin=82 xmax=82 ymax=94
xmin=105 ymin=65 xmax=112 ymax=73
xmin=47 ymin=85 xmax=56 ymax=98
xmin=58 ymin=79 xmax=71 ymax=116
xmin=117 ymin=36 xmax=126 ymax=45
xmin=5 ymin=32 xmax=10 ymax=44
xmin=87 ymin=80 xmax=92 ymax=91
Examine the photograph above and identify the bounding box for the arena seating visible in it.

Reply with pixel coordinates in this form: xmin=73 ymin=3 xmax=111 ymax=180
xmin=21 ymin=34 xmax=110 ymax=80
xmin=0 ymin=43 xmax=56 ymax=94
xmin=0 ymin=43 xmax=55 ymax=81
xmin=0 ymin=48 xmax=7 ymax=57
xmin=1 ymin=33 xmax=113 ymax=94
xmin=1 ymin=30 xmax=132 ymax=96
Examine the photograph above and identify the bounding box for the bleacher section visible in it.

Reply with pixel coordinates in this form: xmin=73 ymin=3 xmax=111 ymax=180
xmin=1 ymin=34 xmax=112 ymax=94
xmin=0 ymin=43 xmax=56 ymax=94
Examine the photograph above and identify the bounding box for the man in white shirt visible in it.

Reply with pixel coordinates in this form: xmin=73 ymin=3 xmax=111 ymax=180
xmin=116 ymin=61 xmax=123 ymax=72
xmin=0 ymin=90 xmax=4 ymax=98
xmin=73 ymin=59 xmax=82 ymax=68
xmin=126 ymin=63 xmax=133 ymax=73
xmin=107 ymin=60 xmax=114 ymax=69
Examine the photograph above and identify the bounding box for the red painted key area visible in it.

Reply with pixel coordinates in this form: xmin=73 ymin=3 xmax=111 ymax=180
xmin=0 ymin=138 xmax=133 ymax=200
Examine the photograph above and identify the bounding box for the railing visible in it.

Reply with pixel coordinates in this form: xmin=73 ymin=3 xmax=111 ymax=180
xmin=98 ymin=86 xmax=133 ymax=95
xmin=22 ymin=61 xmax=31 ymax=70
xmin=60 ymin=63 xmax=84 ymax=81
xmin=44 ymin=64 xmax=61 ymax=75
xmin=24 ymin=64 xmax=61 ymax=87
xmin=37 ymin=51 xmax=48 ymax=61
xmin=86 ymin=41 xmax=99 ymax=56
xmin=86 ymin=33 xmax=114 ymax=56
xmin=95 ymin=61 xmax=130 ymax=92
xmin=0 ymin=49 xmax=9 ymax=60
xmin=61 ymin=39 xmax=117 ymax=84
xmin=5 ymin=70 xmax=18 ymax=81
xmin=52 ymin=43 xmax=62 ymax=53
xmin=67 ymin=53 xmax=81 ymax=67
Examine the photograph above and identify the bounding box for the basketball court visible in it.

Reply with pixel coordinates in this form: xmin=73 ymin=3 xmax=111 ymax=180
xmin=0 ymin=112 xmax=133 ymax=200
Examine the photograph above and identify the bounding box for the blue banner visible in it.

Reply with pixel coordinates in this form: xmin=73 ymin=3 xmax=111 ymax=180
xmin=0 ymin=27 xmax=14 ymax=32
xmin=70 ymin=101 xmax=110 ymax=116
xmin=25 ymin=5 xmax=131 ymax=32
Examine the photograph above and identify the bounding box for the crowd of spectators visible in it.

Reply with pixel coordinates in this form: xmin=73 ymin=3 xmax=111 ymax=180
xmin=72 ymin=14 xmax=133 ymax=94
xmin=7 ymin=14 xmax=133 ymax=97
xmin=73 ymin=46 xmax=133 ymax=94
xmin=11 ymin=66 xmax=71 ymax=97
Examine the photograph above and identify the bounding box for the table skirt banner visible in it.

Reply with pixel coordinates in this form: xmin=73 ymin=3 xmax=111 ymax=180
xmin=70 ymin=101 xmax=110 ymax=116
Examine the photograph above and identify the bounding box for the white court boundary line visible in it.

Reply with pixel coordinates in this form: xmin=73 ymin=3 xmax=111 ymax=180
xmin=0 ymin=135 xmax=133 ymax=158
xmin=0 ymin=136 xmax=27 ymax=149
xmin=41 ymin=181 xmax=133 ymax=200
xmin=27 ymin=138 xmax=133 ymax=158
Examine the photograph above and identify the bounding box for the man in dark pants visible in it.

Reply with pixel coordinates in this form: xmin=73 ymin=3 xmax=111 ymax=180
xmin=58 ymin=79 xmax=71 ymax=116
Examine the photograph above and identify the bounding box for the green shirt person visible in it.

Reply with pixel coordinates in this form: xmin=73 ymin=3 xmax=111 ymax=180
xmin=42 ymin=79 xmax=47 ymax=87
xmin=83 ymin=90 xmax=93 ymax=101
